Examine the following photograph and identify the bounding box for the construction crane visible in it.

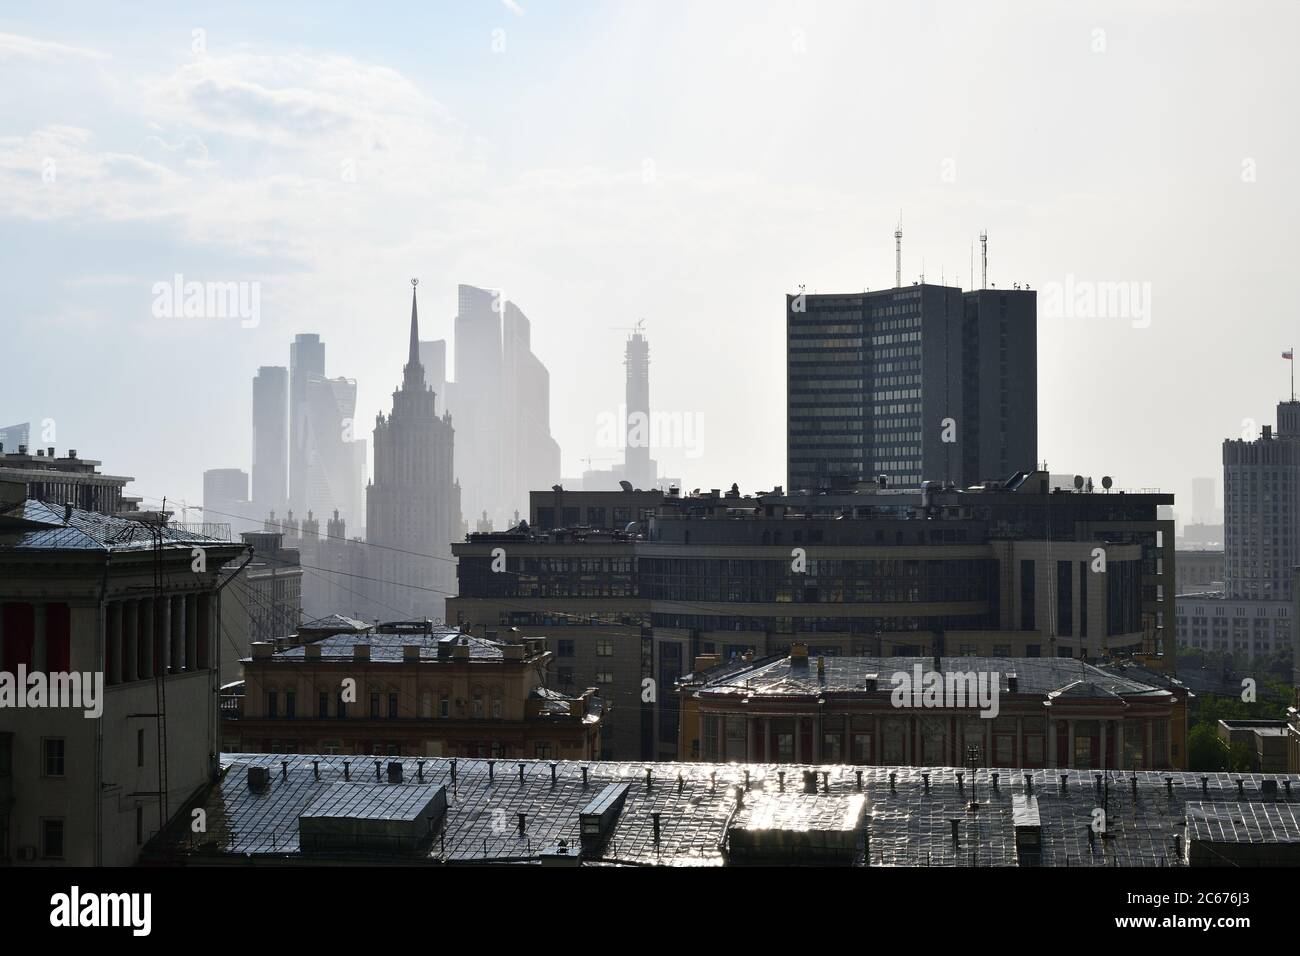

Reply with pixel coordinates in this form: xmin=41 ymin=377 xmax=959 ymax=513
xmin=609 ymin=319 xmax=647 ymax=334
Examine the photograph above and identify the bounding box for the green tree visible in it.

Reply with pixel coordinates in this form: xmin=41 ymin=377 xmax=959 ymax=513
xmin=1186 ymin=724 xmax=1230 ymax=771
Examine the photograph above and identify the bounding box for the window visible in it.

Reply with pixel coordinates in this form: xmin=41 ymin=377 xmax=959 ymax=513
xmin=43 ymin=738 xmax=65 ymax=777
xmin=42 ymin=819 xmax=64 ymax=859
xmin=472 ymin=689 xmax=484 ymax=718
xmin=535 ymin=742 xmax=552 ymax=758
xmin=557 ymin=639 xmax=575 ymax=657
xmin=439 ymin=694 xmax=450 ymax=718
xmin=137 ymin=729 xmax=145 ymax=768
xmin=388 ymin=693 xmax=399 ymax=719
xmin=595 ymin=671 xmax=614 ymax=685
xmin=370 ymin=692 xmax=381 ymax=718
xmin=557 ymin=666 xmax=575 ymax=688
xmin=285 ymin=690 xmax=296 ymax=718
xmin=596 ymin=639 xmax=614 ymax=657
xmin=336 ymin=692 xmax=348 ymax=719
xmin=267 ymin=690 xmax=278 ymax=718
xmin=319 ymin=692 xmax=329 ymax=719
xmin=1057 ymin=561 xmax=1072 ymax=636
xmin=1020 ymin=560 xmax=1035 ymax=630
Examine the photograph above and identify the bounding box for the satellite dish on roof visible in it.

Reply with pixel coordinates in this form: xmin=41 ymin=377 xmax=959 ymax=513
xmin=1073 ymin=475 xmax=1084 ymax=490
xmin=1102 ymin=476 xmax=1113 ymax=491
xmin=618 ymin=480 xmax=633 ymax=492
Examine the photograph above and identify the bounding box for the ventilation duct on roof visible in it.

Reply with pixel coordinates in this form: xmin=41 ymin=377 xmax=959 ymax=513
xmin=579 ymin=782 xmax=630 ymax=856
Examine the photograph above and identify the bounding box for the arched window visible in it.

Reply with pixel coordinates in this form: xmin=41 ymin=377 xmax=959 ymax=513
xmin=490 ymin=686 xmax=503 ymax=719
xmin=420 ymin=689 xmax=433 ymax=719
xmin=471 ymin=686 xmax=484 ymax=718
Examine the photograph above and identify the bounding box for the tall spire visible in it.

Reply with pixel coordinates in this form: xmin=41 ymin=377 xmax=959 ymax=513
xmin=404 ymin=278 xmax=425 ymax=389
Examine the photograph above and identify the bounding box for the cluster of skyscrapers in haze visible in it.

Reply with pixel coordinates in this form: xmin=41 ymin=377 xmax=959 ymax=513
xmin=196 ymin=282 xmax=668 ymax=622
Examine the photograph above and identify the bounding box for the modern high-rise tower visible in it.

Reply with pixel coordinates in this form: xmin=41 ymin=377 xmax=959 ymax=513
xmin=445 ymin=284 xmax=559 ymax=527
xmin=365 ymin=281 xmax=461 ymax=620
xmin=786 ymin=283 xmax=1037 ymax=492
xmin=1223 ymin=400 xmax=1300 ymax=601
xmin=623 ymin=326 xmax=653 ymax=490
xmin=286 ymin=334 xmax=366 ymax=534
xmin=289 ymin=333 xmax=325 ymax=512
xmin=251 ymin=365 xmax=288 ymax=517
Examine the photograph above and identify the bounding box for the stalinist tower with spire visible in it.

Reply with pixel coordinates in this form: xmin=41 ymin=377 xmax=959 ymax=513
xmin=365 ymin=279 xmax=461 ymax=621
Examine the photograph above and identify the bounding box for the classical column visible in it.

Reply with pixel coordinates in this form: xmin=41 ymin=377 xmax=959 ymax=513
xmin=160 ymin=597 xmax=172 ymax=675
xmin=33 ymin=602 xmax=47 ymax=671
xmin=184 ymin=593 xmax=198 ymax=672
xmin=141 ymin=598 xmax=154 ymax=679
xmin=1116 ymin=718 xmax=1125 ymax=770
xmin=124 ymin=600 xmax=139 ymax=682
xmin=169 ymin=595 xmax=183 ymax=674
xmin=107 ymin=601 xmax=123 ymax=685
xmin=1047 ymin=718 xmax=1057 ymax=767
xmin=1067 ymin=719 xmax=1076 ymax=769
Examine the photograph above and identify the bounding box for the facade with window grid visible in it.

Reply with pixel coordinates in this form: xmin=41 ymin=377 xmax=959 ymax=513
xmin=786 ymin=284 xmax=1036 ymax=494
xmin=228 ymin=628 xmax=602 ymax=761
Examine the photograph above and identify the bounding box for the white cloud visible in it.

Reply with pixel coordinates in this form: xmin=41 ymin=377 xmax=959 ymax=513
xmin=0 ymin=31 xmax=108 ymax=62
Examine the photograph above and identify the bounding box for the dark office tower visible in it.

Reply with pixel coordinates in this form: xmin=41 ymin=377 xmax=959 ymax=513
xmin=1223 ymin=401 xmax=1300 ymax=601
xmin=289 ymin=333 xmax=325 ymax=512
xmin=366 ymin=283 xmax=461 ymax=620
xmin=959 ymin=289 xmax=1038 ymax=487
xmin=786 ymin=284 xmax=1036 ymax=492
xmin=624 ymin=328 xmax=653 ymax=489
xmin=251 ymin=366 xmax=288 ymax=516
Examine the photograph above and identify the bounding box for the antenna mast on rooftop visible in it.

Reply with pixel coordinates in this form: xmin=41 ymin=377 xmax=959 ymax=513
xmin=894 ymin=215 xmax=903 ymax=288
xmin=980 ymin=230 xmax=988 ymax=290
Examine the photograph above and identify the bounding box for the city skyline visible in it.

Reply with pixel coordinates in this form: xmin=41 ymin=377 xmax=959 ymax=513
xmin=5 ymin=0 xmax=1300 ymax=898
xmin=5 ymin=2 xmax=1298 ymax=516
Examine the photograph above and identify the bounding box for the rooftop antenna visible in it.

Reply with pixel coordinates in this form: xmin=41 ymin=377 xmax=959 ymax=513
xmin=980 ymin=230 xmax=988 ymax=290
xmin=894 ymin=214 xmax=903 ymax=288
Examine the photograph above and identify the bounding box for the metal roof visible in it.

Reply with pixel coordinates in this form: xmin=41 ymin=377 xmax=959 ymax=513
xmin=698 ymin=656 xmax=1170 ymax=701
xmin=150 ymin=755 xmax=1300 ymax=867
xmin=268 ymin=630 xmax=507 ymax=662
xmin=0 ymin=498 xmax=240 ymax=553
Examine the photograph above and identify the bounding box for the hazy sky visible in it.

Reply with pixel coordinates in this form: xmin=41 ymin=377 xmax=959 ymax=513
xmin=2 ymin=0 xmax=1297 ymax=521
